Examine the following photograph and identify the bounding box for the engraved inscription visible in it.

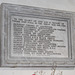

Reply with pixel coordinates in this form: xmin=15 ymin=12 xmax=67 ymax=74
xmin=11 ymin=16 xmax=68 ymax=58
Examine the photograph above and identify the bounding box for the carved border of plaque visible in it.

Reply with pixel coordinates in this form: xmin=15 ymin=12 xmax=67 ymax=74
xmin=0 ymin=3 xmax=75 ymax=67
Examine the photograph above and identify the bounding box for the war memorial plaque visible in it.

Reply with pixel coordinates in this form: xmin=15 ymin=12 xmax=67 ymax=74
xmin=0 ymin=3 xmax=75 ymax=67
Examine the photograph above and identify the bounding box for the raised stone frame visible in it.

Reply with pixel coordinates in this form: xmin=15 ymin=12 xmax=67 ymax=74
xmin=0 ymin=3 xmax=75 ymax=68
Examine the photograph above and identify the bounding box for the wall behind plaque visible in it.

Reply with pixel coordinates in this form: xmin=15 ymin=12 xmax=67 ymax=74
xmin=0 ymin=0 xmax=75 ymax=75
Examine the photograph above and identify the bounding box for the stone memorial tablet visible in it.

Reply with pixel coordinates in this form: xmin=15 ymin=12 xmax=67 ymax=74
xmin=0 ymin=3 xmax=75 ymax=67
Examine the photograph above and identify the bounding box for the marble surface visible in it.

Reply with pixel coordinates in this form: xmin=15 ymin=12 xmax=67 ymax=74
xmin=0 ymin=0 xmax=75 ymax=75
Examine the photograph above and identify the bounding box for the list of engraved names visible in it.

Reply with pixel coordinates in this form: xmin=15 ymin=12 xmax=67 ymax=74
xmin=11 ymin=16 xmax=68 ymax=58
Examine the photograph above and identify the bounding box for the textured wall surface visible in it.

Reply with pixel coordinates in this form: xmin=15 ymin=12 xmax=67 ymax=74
xmin=0 ymin=0 xmax=75 ymax=75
